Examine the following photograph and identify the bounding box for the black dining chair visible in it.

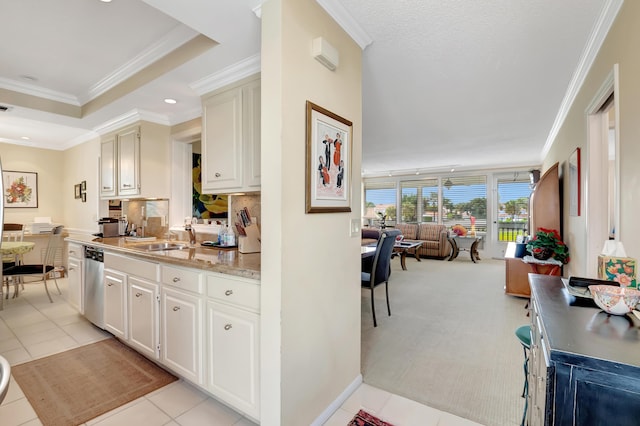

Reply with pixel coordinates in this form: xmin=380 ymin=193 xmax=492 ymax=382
xmin=362 ymin=229 xmax=400 ymax=327
xmin=2 ymin=226 xmax=63 ymax=302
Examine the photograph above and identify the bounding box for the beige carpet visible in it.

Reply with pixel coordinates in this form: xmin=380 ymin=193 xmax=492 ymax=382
xmin=12 ymin=338 xmax=178 ymax=426
xmin=361 ymin=255 xmax=529 ymax=426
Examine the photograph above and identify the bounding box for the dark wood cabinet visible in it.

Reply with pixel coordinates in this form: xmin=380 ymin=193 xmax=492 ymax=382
xmin=505 ymin=163 xmax=560 ymax=297
xmin=528 ymin=274 xmax=640 ymax=425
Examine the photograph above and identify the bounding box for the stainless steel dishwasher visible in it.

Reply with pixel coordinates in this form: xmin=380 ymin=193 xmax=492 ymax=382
xmin=84 ymin=246 xmax=105 ymax=329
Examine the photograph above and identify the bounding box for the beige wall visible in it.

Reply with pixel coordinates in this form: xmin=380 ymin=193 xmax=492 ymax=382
xmin=0 ymin=143 xmax=65 ymax=226
xmin=544 ymin=1 xmax=640 ymax=276
xmin=62 ymin=137 xmax=102 ymax=234
xmin=261 ymin=0 xmax=363 ymax=424
xmin=139 ymin=121 xmax=171 ymax=199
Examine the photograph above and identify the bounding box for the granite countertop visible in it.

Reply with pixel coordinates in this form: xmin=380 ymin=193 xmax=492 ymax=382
xmin=65 ymin=234 xmax=260 ymax=281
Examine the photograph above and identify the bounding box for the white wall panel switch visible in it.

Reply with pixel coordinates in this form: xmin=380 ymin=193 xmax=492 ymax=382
xmin=350 ymin=218 xmax=361 ymax=237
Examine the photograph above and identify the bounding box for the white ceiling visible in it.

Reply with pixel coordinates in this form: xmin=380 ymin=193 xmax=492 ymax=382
xmin=0 ymin=0 xmax=612 ymax=177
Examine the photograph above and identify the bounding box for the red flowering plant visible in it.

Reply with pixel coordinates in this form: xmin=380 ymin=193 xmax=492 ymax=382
xmin=526 ymin=228 xmax=570 ymax=264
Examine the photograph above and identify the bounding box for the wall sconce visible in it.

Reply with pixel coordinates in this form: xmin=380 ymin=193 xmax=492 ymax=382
xmin=312 ymin=37 xmax=339 ymax=71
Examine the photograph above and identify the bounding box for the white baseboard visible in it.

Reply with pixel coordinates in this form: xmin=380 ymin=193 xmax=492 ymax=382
xmin=311 ymin=374 xmax=362 ymax=426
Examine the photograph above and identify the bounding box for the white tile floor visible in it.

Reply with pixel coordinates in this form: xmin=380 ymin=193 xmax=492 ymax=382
xmin=0 ymin=278 xmax=483 ymax=426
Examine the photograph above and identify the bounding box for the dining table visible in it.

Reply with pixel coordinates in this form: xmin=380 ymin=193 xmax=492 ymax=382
xmin=1 ymin=241 xmax=36 ymax=309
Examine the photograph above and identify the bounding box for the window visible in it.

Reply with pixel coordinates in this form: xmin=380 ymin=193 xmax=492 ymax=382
xmin=399 ymin=179 xmax=438 ymax=223
xmin=364 ymin=181 xmax=397 ymax=225
xmin=441 ymin=176 xmax=487 ymax=232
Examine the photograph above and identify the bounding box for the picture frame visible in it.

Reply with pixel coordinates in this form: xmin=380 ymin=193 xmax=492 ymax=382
xmin=74 ymin=184 xmax=81 ymax=199
xmin=81 ymin=180 xmax=86 ymax=192
xmin=305 ymin=101 xmax=353 ymax=213
xmin=81 ymin=192 xmax=87 ymax=203
xmin=569 ymin=147 xmax=581 ymax=216
xmin=3 ymin=170 xmax=38 ymax=208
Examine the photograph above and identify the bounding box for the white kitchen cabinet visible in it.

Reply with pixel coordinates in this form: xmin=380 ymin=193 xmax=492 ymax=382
xmin=104 ymin=269 xmax=127 ymax=339
xmin=128 ymin=276 xmax=159 ymax=360
xmin=66 ymin=243 xmax=83 ymax=313
xmin=206 ymin=272 xmax=260 ymax=419
xmin=161 ymin=287 xmax=203 ymax=385
xmin=100 ymin=125 xmax=141 ymax=198
xmin=100 ymin=136 xmax=117 ymax=197
xmin=117 ymin=125 xmax=141 ymax=196
xmin=201 ymin=75 xmax=260 ymax=193
xmin=207 ymin=301 xmax=260 ymax=418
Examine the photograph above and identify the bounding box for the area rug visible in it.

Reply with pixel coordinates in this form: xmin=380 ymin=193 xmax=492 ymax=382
xmin=12 ymin=338 xmax=177 ymax=426
xmin=348 ymin=409 xmax=395 ymax=426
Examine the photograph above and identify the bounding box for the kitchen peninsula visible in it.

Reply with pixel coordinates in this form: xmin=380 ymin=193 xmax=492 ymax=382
xmin=65 ymin=234 xmax=261 ymax=421
xmin=66 ymin=235 xmax=261 ymax=279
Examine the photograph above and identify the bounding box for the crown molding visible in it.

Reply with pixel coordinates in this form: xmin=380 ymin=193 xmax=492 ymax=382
xmin=190 ymin=54 xmax=261 ymax=96
xmin=80 ymin=25 xmax=200 ymax=104
xmin=315 ymin=0 xmax=373 ymax=50
xmin=252 ymin=3 xmax=262 ymax=19
xmin=168 ymin=105 xmax=202 ymax=126
xmin=541 ymin=0 xmax=623 ymax=159
xmin=0 ymin=77 xmax=80 ymax=106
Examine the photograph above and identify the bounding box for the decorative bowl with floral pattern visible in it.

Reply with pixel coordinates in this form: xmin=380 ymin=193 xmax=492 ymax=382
xmin=588 ymin=285 xmax=640 ymax=315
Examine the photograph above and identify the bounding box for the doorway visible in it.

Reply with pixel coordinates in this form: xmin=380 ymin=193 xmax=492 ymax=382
xmin=586 ymin=65 xmax=620 ymax=277
xmin=492 ymin=172 xmax=532 ymax=258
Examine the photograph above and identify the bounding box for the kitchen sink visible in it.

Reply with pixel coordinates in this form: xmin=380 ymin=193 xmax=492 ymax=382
xmin=137 ymin=242 xmax=189 ymax=251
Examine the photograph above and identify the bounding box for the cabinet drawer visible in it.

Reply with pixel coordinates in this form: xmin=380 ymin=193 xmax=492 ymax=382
xmin=161 ymin=265 xmax=203 ymax=294
xmin=207 ymin=274 xmax=259 ymax=312
xmin=104 ymin=252 xmax=158 ymax=281
xmin=67 ymin=243 xmax=83 ymax=259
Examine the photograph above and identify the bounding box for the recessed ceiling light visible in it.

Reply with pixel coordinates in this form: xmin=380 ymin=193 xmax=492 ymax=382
xmin=100 ymin=0 xmax=112 ymax=3
xmin=164 ymin=98 xmax=177 ymax=104
xmin=21 ymin=136 xmax=30 ymax=140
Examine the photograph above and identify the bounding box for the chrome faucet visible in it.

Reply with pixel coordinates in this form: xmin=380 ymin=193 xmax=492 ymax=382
xmin=185 ymin=225 xmax=197 ymax=245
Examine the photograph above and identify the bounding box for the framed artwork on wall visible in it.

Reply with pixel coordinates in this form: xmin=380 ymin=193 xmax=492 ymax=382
xmin=74 ymin=184 xmax=81 ymax=199
xmin=305 ymin=101 xmax=353 ymax=213
xmin=3 ymin=170 xmax=38 ymax=208
xmin=569 ymin=147 xmax=581 ymax=216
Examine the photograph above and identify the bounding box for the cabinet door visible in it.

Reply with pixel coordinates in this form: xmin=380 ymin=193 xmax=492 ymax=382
xmin=67 ymin=257 xmax=83 ymax=313
xmin=207 ymin=301 xmax=259 ymax=418
xmin=128 ymin=276 xmax=159 ymax=360
xmin=100 ymin=136 xmax=117 ymax=197
xmin=117 ymin=126 xmax=140 ymax=196
xmin=202 ymin=87 xmax=243 ymax=191
xmin=243 ymin=79 xmax=261 ymax=189
xmin=104 ymin=269 xmax=127 ymax=339
xmin=161 ymin=288 xmax=203 ymax=384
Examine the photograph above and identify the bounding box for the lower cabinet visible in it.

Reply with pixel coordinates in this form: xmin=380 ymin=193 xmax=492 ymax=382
xmin=161 ymin=287 xmax=203 ymax=385
xmin=67 ymin=255 xmax=83 ymax=313
xmin=102 ymin=252 xmax=260 ymax=421
xmin=104 ymin=269 xmax=127 ymax=339
xmin=207 ymin=301 xmax=260 ymax=418
xmin=128 ymin=276 xmax=159 ymax=360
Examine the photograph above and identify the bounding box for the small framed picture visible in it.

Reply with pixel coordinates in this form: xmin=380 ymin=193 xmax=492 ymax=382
xmin=81 ymin=180 xmax=86 ymax=192
xmin=74 ymin=184 xmax=81 ymax=199
xmin=3 ymin=170 xmax=38 ymax=208
xmin=81 ymin=192 xmax=86 ymax=203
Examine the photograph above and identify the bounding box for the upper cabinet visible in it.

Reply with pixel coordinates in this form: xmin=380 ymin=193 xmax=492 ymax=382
xmin=100 ymin=135 xmax=117 ymax=197
xmin=201 ymin=75 xmax=261 ymax=194
xmin=100 ymin=122 xmax=170 ymax=199
xmin=117 ymin=126 xmax=141 ymax=197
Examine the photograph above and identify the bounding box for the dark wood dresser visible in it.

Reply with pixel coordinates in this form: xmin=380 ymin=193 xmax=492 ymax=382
xmin=528 ymin=274 xmax=640 ymax=425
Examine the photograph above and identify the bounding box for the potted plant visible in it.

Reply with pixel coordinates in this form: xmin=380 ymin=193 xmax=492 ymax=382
xmin=526 ymin=228 xmax=570 ymax=264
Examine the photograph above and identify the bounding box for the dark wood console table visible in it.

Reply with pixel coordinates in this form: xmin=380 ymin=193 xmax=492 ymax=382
xmin=528 ymin=274 xmax=640 ymax=425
